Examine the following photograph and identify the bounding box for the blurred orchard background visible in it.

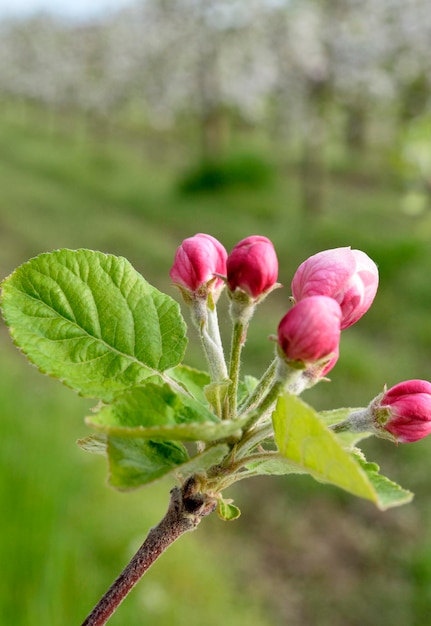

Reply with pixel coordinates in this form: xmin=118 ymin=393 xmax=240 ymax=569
xmin=1 ymin=0 xmax=431 ymax=624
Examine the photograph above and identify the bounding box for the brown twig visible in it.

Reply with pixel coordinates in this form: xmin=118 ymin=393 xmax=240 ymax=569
xmin=81 ymin=478 xmax=217 ymax=626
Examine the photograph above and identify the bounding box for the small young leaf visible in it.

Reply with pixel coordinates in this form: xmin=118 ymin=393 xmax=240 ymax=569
xmin=107 ymin=437 xmax=189 ymax=490
xmin=1 ymin=250 xmax=187 ymax=400
xmin=217 ymin=499 xmax=241 ymax=521
xmin=273 ymin=394 xmax=412 ymax=509
xmin=204 ymin=380 xmax=230 ymax=417
xmin=245 ymin=456 xmax=308 ymax=476
xmin=237 ymin=375 xmax=259 ymax=406
xmin=167 ymin=364 xmax=211 ymax=404
xmin=175 ymin=444 xmax=229 ymax=478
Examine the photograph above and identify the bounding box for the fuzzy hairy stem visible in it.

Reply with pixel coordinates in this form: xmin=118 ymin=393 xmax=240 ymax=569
xmin=227 ymin=320 xmax=246 ymax=419
xmin=81 ymin=479 xmax=217 ymax=626
xmin=238 ymin=358 xmax=277 ymax=415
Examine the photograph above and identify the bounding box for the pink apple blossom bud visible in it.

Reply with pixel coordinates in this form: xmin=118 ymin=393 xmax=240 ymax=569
xmin=227 ymin=236 xmax=278 ymax=300
xmin=374 ymin=380 xmax=431 ymax=443
xmin=291 ymin=247 xmax=378 ymax=330
xmin=170 ymin=233 xmax=227 ymax=298
xmin=277 ymin=296 xmax=342 ymax=373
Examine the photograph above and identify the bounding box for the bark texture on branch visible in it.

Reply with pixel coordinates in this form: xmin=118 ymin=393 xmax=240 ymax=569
xmin=82 ymin=478 xmax=217 ymax=626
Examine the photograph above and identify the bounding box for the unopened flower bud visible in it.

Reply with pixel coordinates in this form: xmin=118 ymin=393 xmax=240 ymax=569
xmin=170 ymin=233 xmax=227 ymax=301
xmin=291 ymin=247 xmax=378 ymax=329
xmin=331 ymin=380 xmax=431 ymax=443
xmin=373 ymin=380 xmax=431 ymax=443
xmin=277 ymin=296 xmax=341 ymax=374
xmin=227 ymin=235 xmax=278 ymax=300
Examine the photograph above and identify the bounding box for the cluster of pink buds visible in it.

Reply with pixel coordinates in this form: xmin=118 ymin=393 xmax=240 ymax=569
xmin=170 ymin=233 xmax=279 ymax=305
xmin=170 ymin=234 xmax=431 ymax=445
xmin=291 ymin=247 xmax=379 ymax=330
xmin=277 ymin=247 xmax=378 ymax=377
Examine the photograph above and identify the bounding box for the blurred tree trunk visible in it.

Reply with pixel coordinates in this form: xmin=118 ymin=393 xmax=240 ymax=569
xmin=200 ymin=107 xmax=229 ymax=164
xmin=301 ymin=119 xmax=326 ymax=215
xmin=300 ymin=78 xmax=330 ymax=214
xmin=345 ymin=100 xmax=367 ymax=152
xmin=399 ymin=73 xmax=429 ymax=122
xmin=194 ymin=0 xmax=230 ymax=164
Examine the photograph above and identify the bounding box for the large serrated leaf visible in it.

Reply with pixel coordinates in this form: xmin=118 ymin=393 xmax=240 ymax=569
xmin=1 ymin=250 xmax=187 ymax=400
xmin=273 ymin=394 xmax=412 ymax=509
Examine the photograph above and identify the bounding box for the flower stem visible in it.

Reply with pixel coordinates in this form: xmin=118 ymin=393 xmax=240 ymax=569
xmin=238 ymin=358 xmax=277 ymax=415
xmin=192 ymin=298 xmax=228 ymax=382
xmin=227 ymin=320 xmax=246 ymax=419
xmin=329 ymin=409 xmax=370 ymax=434
xmin=81 ymin=480 xmax=217 ymax=626
xmin=241 ymin=360 xmax=305 ymax=432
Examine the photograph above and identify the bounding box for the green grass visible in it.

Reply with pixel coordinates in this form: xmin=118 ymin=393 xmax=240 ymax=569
xmin=2 ymin=102 xmax=431 ymax=625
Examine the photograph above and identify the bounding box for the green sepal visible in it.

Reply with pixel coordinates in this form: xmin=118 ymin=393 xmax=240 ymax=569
xmin=1 ymin=249 xmax=187 ymax=401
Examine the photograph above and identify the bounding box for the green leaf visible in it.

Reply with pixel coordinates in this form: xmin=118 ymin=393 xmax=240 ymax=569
xmin=1 ymin=249 xmax=187 ymax=400
xmin=353 ymin=451 xmax=413 ymax=508
xmin=237 ymin=375 xmax=259 ymax=406
xmin=87 ymin=380 xmax=248 ymax=442
xmin=107 ymin=437 xmax=189 ymax=489
xmin=167 ymin=364 xmax=211 ymax=404
xmin=245 ymin=456 xmax=308 ymax=476
xmin=204 ymin=379 xmax=230 ymax=417
xmin=77 ymin=433 xmax=107 ymax=455
xmin=78 ymin=434 xmax=228 ymax=490
xmin=273 ymin=394 xmax=412 ymax=509
xmin=174 ymin=444 xmax=229 ymax=478
xmin=92 ymin=380 xmax=218 ymax=427
xmin=217 ymin=499 xmax=241 ymax=521
xmin=319 ymin=407 xmax=372 ymax=447
xmin=91 ymin=367 xmax=257 ymax=445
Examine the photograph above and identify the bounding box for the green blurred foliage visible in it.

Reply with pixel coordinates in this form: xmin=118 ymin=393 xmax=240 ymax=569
xmin=178 ymin=152 xmax=274 ymax=193
xmin=1 ymin=102 xmax=431 ymax=625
